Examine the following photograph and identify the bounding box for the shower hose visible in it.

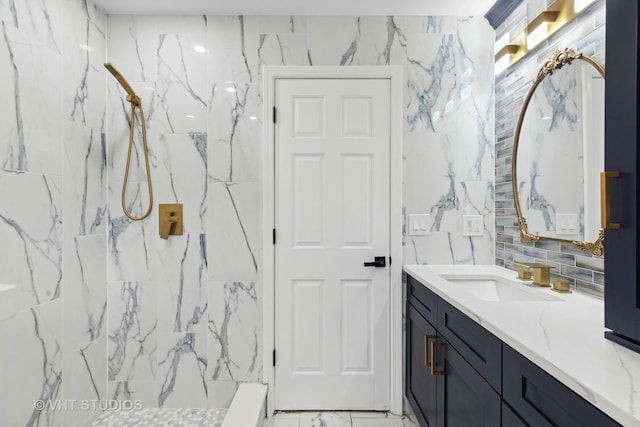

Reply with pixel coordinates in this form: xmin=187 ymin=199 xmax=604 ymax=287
xmin=122 ymin=98 xmax=153 ymax=221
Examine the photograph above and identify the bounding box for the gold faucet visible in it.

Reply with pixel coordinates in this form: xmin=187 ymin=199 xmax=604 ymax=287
xmin=512 ymin=262 xmax=553 ymax=287
xmin=158 ymin=204 xmax=183 ymax=239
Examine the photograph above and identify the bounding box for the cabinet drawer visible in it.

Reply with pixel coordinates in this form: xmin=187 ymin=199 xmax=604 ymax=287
xmin=502 ymin=402 xmax=528 ymax=427
xmin=437 ymin=299 xmax=502 ymax=392
xmin=407 ymin=274 xmax=438 ymax=326
xmin=503 ymin=345 xmax=621 ymax=427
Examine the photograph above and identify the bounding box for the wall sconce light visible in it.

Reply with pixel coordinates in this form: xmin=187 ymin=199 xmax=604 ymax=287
xmin=526 ymin=11 xmax=559 ymax=49
xmin=574 ymin=0 xmax=597 ymax=13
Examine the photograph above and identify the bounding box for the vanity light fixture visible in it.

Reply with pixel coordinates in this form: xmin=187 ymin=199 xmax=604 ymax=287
xmin=494 ymin=43 xmax=520 ymax=75
xmin=526 ymin=11 xmax=559 ymax=49
xmin=574 ymin=0 xmax=597 ymax=13
xmin=193 ymin=45 xmax=206 ymax=53
xmin=494 ymin=0 xmax=599 ymax=74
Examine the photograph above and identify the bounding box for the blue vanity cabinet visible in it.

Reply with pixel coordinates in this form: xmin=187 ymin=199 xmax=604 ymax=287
xmin=406 ymin=304 xmax=438 ymax=427
xmin=603 ymin=0 xmax=640 ymax=354
xmin=405 ymin=274 xmax=622 ymax=426
xmin=435 ymin=337 xmax=501 ymax=427
xmin=502 ymin=345 xmax=620 ymax=427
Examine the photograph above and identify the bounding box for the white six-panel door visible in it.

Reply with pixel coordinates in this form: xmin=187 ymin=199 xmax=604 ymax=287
xmin=274 ymin=79 xmax=391 ymax=410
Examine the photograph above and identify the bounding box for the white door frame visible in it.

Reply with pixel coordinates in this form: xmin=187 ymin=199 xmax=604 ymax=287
xmin=261 ymin=66 xmax=404 ymax=416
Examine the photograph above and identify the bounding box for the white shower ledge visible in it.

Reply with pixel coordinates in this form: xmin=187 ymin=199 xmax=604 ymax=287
xmin=404 ymin=264 xmax=640 ymax=427
xmin=0 ymin=284 xmax=18 ymax=321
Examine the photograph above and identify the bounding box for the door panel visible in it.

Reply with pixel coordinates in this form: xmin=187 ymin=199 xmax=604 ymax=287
xmin=275 ymin=78 xmax=391 ymax=410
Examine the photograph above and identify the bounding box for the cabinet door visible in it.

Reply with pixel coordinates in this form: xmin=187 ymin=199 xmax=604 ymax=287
xmin=435 ymin=338 xmax=501 ymax=427
xmin=406 ymin=304 xmax=438 ymax=427
xmin=503 ymin=345 xmax=620 ymax=427
xmin=604 ymin=0 xmax=640 ymax=351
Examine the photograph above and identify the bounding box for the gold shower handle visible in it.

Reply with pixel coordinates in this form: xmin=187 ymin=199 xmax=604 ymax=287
xmin=600 ymin=171 xmax=621 ymax=229
xmin=159 ymin=213 xmax=176 ymax=240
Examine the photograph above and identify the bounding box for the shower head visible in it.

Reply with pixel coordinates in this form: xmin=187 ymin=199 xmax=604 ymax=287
xmin=104 ymin=62 xmax=137 ymax=98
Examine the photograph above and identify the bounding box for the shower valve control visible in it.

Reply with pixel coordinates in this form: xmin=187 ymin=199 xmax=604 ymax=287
xmin=159 ymin=204 xmax=184 ymax=239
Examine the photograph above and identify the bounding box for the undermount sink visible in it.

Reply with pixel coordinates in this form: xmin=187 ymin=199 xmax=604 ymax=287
xmin=439 ymin=275 xmax=561 ymax=302
xmin=0 ymin=284 xmax=19 ymax=321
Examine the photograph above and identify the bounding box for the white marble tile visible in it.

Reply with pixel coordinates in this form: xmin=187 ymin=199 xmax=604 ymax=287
xmin=258 ymin=34 xmax=309 ymax=66
xmin=406 ymin=33 xmax=458 ymax=133
xmin=207 ymin=380 xmax=239 ymax=408
xmin=265 ymin=414 xmax=300 ymax=427
xmin=0 ymin=300 xmax=63 ymax=427
xmin=0 ymin=24 xmax=62 ymax=175
xmin=207 ymin=281 xmax=260 ymax=382
xmin=352 ymin=418 xmax=414 ymax=427
xmin=157 ymin=332 xmax=208 ymax=408
xmin=404 ymin=130 xmax=458 ymax=234
xmin=0 ymin=0 xmax=62 ymax=53
xmin=454 ymin=17 xmax=495 ymax=182
xmin=208 ymin=83 xmax=260 ymax=183
xmin=299 ymin=412 xmax=352 ymax=427
xmin=63 ymin=0 xmax=106 ymax=131
xmin=62 ymin=336 xmax=107 ymax=427
xmin=64 ymin=235 xmax=107 ymax=352
xmin=257 ymin=16 xmax=307 ymax=34
xmin=206 ymin=15 xmax=259 ymax=85
xmin=106 ymin=15 xmax=158 ymax=82
xmin=63 ymin=122 xmax=107 ymax=237
xmin=155 ymin=133 xmax=207 ymax=234
xmin=355 ymin=16 xmax=408 ymax=66
xmin=108 ymin=380 xmax=157 ymax=408
xmin=154 ymin=234 xmax=208 ymax=334
xmin=207 ymin=181 xmax=258 ymax=281
xmin=306 ymin=16 xmax=362 ymax=65
xmin=107 ymin=281 xmax=157 ymax=383
xmin=0 ymin=171 xmax=62 ymax=308
xmin=156 ymin=17 xmax=208 ymax=134
xmin=403 ymin=16 xmax=458 ymax=35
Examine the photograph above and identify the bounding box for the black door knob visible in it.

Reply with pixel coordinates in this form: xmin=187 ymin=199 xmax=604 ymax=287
xmin=364 ymin=256 xmax=386 ymax=268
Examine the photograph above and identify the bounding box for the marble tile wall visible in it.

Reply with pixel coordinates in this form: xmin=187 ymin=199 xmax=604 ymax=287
xmin=494 ymin=0 xmax=606 ymax=296
xmin=0 ymin=0 xmax=108 ymax=426
xmin=105 ymin=14 xmax=494 ymax=408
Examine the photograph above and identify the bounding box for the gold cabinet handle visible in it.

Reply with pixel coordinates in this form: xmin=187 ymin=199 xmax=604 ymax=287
xmin=601 ymin=171 xmax=621 ymax=229
xmin=430 ymin=340 xmax=443 ymax=376
xmin=424 ymin=335 xmax=435 ymax=368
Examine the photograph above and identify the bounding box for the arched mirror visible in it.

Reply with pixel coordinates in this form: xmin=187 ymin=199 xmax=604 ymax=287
xmin=512 ymin=48 xmax=605 ymax=256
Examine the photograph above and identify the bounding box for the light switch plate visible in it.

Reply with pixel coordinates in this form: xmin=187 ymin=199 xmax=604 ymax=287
xmin=462 ymin=215 xmax=483 ymax=237
xmin=556 ymin=213 xmax=578 ymax=235
xmin=409 ymin=214 xmax=430 ymax=236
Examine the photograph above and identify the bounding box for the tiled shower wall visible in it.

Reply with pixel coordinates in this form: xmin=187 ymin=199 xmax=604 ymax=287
xmin=0 ymin=0 xmax=107 ymax=426
xmin=494 ymin=0 xmax=606 ymax=295
xmin=106 ymin=14 xmax=494 ymax=407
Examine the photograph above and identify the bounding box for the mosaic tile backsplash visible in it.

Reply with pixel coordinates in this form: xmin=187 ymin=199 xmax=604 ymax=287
xmin=494 ymin=0 xmax=606 ymax=296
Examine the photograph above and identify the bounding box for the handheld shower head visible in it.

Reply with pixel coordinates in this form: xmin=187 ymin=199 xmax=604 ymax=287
xmin=104 ymin=62 xmax=137 ymax=98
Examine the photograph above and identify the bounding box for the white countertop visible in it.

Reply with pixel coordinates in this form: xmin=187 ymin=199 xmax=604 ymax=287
xmin=403 ymin=264 xmax=640 ymax=427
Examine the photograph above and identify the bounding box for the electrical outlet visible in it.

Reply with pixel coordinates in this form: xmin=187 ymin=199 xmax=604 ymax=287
xmin=409 ymin=214 xmax=431 ymax=236
xmin=462 ymin=215 xmax=483 ymax=237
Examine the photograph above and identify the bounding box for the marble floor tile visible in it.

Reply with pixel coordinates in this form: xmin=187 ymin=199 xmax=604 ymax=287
xmin=299 ymin=411 xmax=351 ymax=427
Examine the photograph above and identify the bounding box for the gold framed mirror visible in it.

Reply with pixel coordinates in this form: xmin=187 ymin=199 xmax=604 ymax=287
xmin=512 ymin=48 xmax=605 ymax=256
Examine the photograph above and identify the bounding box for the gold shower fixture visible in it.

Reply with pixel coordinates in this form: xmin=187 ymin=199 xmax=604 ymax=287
xmin=104 ymin=62 xmax=153 ymax=221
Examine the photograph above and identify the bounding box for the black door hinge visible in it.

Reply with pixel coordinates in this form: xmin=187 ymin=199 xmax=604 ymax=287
xmin=273 ymin=349 xmax=276 ymax=366
xmin=273 ymin=106 xmax=277 ymax=123
xmin=273 ymin=229 xmax=276 ymax=245
xmin=389 ymin=256 xmax=392 ymax=265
